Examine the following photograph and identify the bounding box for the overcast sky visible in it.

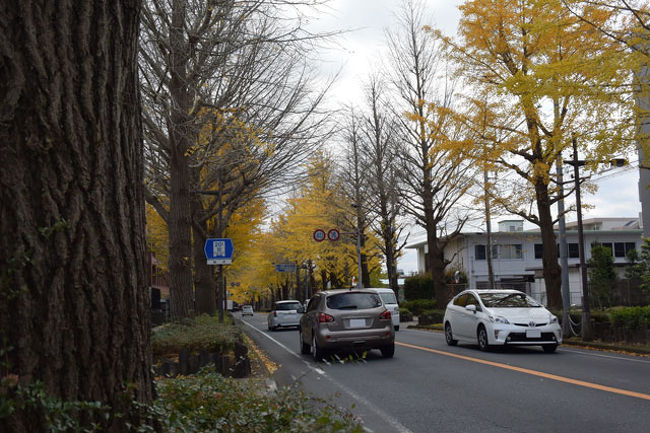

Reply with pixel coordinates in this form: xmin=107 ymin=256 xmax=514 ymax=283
xmin=304 ymin=0 xmax=642 ymax=273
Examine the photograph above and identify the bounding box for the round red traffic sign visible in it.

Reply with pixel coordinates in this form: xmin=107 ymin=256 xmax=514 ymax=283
xmin=327 ymin=229 xmax=340 ymax=241
xmin=313 ymin=229 xmax=326 ymax=242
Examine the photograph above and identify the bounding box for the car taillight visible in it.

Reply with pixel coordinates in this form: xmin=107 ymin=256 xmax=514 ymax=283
xmin=379 ymin=310 xmax=392 ymax=321
xmin=318 ymin=312 xmax=334 ymax=323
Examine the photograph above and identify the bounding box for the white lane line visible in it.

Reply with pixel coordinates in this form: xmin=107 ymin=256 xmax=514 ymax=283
xmin=560 ymin=348 xmax=650 ymax=363
xmin=241 ymin=320 xmax=414 ymax=433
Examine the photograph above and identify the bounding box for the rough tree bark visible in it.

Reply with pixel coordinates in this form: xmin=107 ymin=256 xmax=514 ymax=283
xmin=167 ymin=0 xmax=195 ymax=319
xmin=0 ymin=1 xmax=153 ymax=432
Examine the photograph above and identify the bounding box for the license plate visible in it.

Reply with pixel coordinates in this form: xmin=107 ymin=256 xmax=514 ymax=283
xmin=349 ymin=319 xmax=366 ymax=328
xmin=526 ymin=329 xmax=541 ymax=338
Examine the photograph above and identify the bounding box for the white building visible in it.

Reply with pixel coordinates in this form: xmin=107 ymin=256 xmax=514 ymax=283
xmin=406 ymin=217 xmax=642 ymax=305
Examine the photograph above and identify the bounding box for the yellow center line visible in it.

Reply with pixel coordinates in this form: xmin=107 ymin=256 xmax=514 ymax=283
xmin=396 ymin=341 xmax=650 ymax=401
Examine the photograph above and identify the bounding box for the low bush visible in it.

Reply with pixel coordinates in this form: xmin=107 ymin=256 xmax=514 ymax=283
xmin=152 ymin=314 xmax=239 ymax=356
xmin=155 ymin=369 xmax=364 ymax=432
xmin=1 ymin=370 xmax=364 ymax=433
xmin=401 ymin=299 xmax=436 ymax=316
xmin=418 ymin=309 xmax=445 ymax=326
xmin=399 ymin=308 xmax=413 ymax=322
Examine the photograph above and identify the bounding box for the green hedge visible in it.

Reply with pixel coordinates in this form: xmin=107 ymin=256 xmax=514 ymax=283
xmin=418 ymin=309 xmax=445 ymax=326
xmin=608 ymin=306 xmax=650 ymax=330
xmin=403 ymin=274 xmax=434 ymax=301
xmin=152 ymin=314 xmax=239 ymax=356
xmin=401 ymin=299 xmax=437 ymax=316
xmin=399 ymin=308 xmax=413 ymax=322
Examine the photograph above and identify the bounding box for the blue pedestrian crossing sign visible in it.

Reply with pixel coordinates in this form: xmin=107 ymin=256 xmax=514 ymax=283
xmin=204 ymin=238 xmax=234 ymax=265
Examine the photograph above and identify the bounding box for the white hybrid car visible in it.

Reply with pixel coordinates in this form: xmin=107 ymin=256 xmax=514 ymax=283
xmin=443 ymin=289 xmax=562 ymax=353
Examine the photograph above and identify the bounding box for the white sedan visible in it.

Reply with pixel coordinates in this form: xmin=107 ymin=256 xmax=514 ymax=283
xmin=443 ymin=289 xmax=562 ymax=353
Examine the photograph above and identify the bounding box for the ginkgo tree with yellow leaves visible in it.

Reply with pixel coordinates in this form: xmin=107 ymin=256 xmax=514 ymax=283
xmin=431 ymin=0 xmax=636 ymax=308
xmin=235 ymin=151 xmax=384 ymax=306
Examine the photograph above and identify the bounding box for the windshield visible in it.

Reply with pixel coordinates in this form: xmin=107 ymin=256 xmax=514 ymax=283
xmin=275 ymin=302 xmax=301 ymax=311
xmin=326 ymin=292 xmax=382 ymax=310
xmin=379 ymin=293 xmax=397 ymax=304
xmin=479 ymin=292 xmax=541 ymax=308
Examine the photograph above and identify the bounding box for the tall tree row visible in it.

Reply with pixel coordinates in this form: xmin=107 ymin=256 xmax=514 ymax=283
xmin=140 ymin=0 xmax=334 ymax=318
xmin=358 ymin=77 xmax=407 ymax=297
xmin=386 ymin=0 xmax=479 ymax=307
xmin=1 ymin=1 xmax=152 ymax=431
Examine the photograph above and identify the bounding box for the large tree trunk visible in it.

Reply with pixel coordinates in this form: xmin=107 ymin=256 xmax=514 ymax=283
xmin=535 ymin=179 xmax=563 ymax=309
xmin=0 ymin=1 xmax=153 ymax=432
xmin=167 ymin=0 xmax=194 ymax=319
xmin=192 ymin=227 xmax=217 ymax=315
xmin=191 ymin=169 xmax=216 ymax=315
xmin=427 ymin=230 xmax=448 ymax=308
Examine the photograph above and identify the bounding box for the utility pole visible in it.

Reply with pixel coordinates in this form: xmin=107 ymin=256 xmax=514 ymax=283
xmin=570 ymin=137 xmax=592 ymax=340
xmin=352 ymin=203 xmax=364 ymax=289
xmin=483 ymin=169 xmax=495 ymax=290
xmin=556 ymin=155 xmax=571 ymax=337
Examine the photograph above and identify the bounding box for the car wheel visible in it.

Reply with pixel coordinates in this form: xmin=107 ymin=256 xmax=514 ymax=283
xmin=445 ymin=322 xmax=458 ymax=346
xmin=477 ymin=325 xmax=490 ymax=351
xmin=542 ymin=344 xmax=558 ymax=353
xmin=394 ymin=325 xmax=400 ymax=332
xmin=311 ymin=333 xmax=326 ymax=361
xmin=380 ymin=344 xmax=395 ymax=358
xmin=299 ymin=329 xmax=310 ymax=355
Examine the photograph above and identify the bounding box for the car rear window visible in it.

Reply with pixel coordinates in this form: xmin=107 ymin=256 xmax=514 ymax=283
xmin=275 ymin=302 xmax=301 ymax=311
xmin=479 ymin=293 xmax=541 ymax=308
xmin=326 ymin=292 xmax=382 ymax=310
xmin=378 ymin=292 xmax=397 ymax=304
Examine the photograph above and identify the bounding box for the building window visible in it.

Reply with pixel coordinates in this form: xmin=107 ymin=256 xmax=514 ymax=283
xmin=568 ymin=243 xmax=579 ymax=258
xmin=475 ymin=245 xmax=486 ymax=260
xmin=492 ymin=244 xmax=523 ymax=260
xmin=591 ymin=242 xmax=613 ymax=256
xmin=614 ymin=242 xmax=636 ymax=258
xmin=534 ymin=244 xmax=543 ymax=259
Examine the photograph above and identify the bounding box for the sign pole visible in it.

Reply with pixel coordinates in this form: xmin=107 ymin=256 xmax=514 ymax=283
xmin=218 ymin=264 xmax=225 ymax=323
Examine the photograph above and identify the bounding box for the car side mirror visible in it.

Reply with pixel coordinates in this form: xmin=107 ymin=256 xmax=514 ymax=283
xmin=465 ymin=304 xmax=477 ymax=313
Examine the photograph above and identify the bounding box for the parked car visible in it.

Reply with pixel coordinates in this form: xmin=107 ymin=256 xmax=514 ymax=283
xmin=267 ymin=300 xmax=304 ymax=331
xmin=299 ymin=289 xmax=395 ymax=361
xmin=443 ymin=289 xmax=562 ymax=353
xmin=241 ymin=305 xmax=254 ymax=316
xmin=367 ymin=288 xmax=400 ymax=331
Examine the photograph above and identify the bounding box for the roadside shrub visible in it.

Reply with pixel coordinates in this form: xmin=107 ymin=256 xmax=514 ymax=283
xmin=418 ymin=309 xmax=445 ymax=326
xmin=399 ymin=308 xmax=413 ymax=322
xmin=152 ymin=314 xmax=239 ymax=356
xmin=403 ymin=274 xmax=434 ymax=301
xmin=401 ymin=299 xmax=436 ymax=316
xmin=155 ymin=369 xmax=364 ymax=432
xmin=608 ymin=306 xmax=650 ymax=330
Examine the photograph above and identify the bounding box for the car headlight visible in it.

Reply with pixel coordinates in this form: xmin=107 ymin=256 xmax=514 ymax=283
xmin=489 ymin=315 xmax=510 ymax=324
xmin=549 ymin=315 xmax=558 ymax=324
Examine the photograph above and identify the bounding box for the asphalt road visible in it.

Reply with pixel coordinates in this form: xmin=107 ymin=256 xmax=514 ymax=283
xmin=238 ymin=312 xmax=650 ymax=433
